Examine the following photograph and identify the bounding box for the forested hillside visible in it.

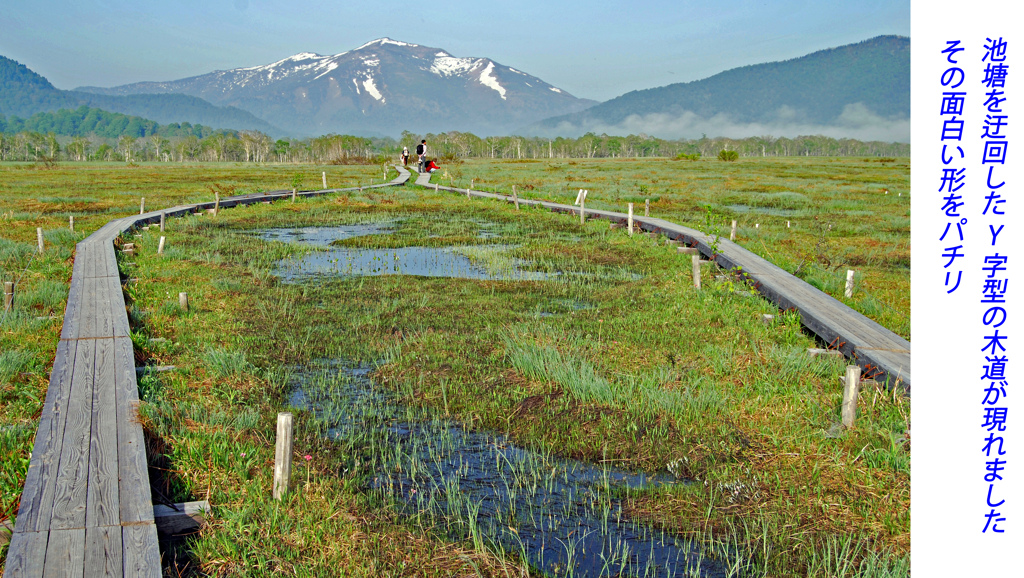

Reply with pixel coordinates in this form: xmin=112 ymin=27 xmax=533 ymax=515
xmin=1 ymin=56 xmax=281 ymax=134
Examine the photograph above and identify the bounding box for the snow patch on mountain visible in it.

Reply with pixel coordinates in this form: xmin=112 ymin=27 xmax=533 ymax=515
xmin=549 ymin=87 xmax=562 ymax=93
xmin=431 ymin=56 xmax=481 ymax=77
xmin=478 ymin=62 xmax=506 ymax=100
xmin=362 ymin=76 xmax=385 ymax=103
xmin=314 ymin=61 xmax=339 ymax=80
xmin=363 ymin=58 xmax=380 ymax=67
xmin=357 ymin=38 xmax=419 ymax=50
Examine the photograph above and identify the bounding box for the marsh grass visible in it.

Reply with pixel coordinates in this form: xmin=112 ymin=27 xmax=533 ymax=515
xmin=0 ymin=160 xmax=908 ymax=576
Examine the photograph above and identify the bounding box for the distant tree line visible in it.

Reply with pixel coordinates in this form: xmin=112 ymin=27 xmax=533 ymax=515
xmin=0 ymin=108 xmax=909 ymax=163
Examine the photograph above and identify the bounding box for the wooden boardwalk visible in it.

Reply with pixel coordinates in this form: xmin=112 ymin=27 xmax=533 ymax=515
xmin=5 ymin=167 xmax=411 ymax=576
xmin=415 ymin=171 xmax=910 ymax=391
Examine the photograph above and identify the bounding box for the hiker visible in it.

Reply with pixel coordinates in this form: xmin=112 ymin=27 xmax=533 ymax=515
xmin=401 ymin=146 xmax=410 ymax=166
xmin=416 ymin=140 xmax=427 ymax=173
xmin=425 ymin=159 xmax=440 ymax=173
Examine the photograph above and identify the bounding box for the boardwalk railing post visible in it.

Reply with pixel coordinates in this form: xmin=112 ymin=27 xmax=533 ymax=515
xmin=37 ymin=228 xmax=44 ymax=253
xmin=214 ymin=193 xmax=220 ymax=216
xmin=140 ymin=197 xmax=146 ymax=215
xmin=160 ymin=211 xmax=166 ymax=232
xmin=292 ymin=188 xmax=297 ymax=202
xmin=69 ymin=215 xmax=74 ymax=232
xmin=179 ymin=292 xmax=189 ymax=312
xmin=628 ymin=203 xmax=634 ymax=236
xmin=645 ymin=198 xmax=650 ymax=217
xmin=158 ymin=236 xmax=166 ymax=255
xmin=580 ymin=197 xmax=586 ymax=225
xmin=513 ymin=185 xmax=519 ymax=210
xmin=692 ymin=255 xmax=701 ymax=289
xmin=273 ymin=412 xmax=294 ymax=500
xmin=3 ymin=282 xmax=13 ymax=313
xmin=842 ymin=365 xmax=862 ymax=428
xmin=730 ymin=220 xmax=737 ymax=241
xmin=845 ymin=270 xmax=855 ymax=298
xmin=322 ymin=172 xmax=327 ymax=189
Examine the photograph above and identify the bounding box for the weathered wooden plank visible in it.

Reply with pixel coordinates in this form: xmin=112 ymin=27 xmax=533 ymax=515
xmin=153 ymin=500 xmax=210 ymax=535
xmin=83 ymin=526 xmax=122 ymax=578
xmin=113 ymin=337 xmax=153 ymax=525
xmin=86 ymin=338 xmax=120 ymax=528
xmin=41 ymin=528 xmax=85 ymax=578
xmin=15 ymin=339 xmax=77 ymax=534
xmin=109 ymin=276 xmax=131 ymax=338
xmin=121 ymin=524 xmax=160 ymax=578
xmin=4 ymin=530 xmax=48 ymax=578
xmin=82 ymin=277 xmax=114 ymax=340
xmin=49 ymin=339 xmax=95 ymax=530
xmin=59 ymin=268 xmax=86 ymax=340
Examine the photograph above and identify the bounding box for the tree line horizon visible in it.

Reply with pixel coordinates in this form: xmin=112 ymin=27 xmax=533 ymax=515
xmin=0 ymin=106 xmax=910 ymax=163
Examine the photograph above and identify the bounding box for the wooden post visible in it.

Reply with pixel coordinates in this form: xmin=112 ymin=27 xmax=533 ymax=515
xmin=214 ymin=193 xmax=220 ymax=216
xmin=3 ymin=282 xmax=13 ymax=313
xmin=69 ymin=216 xmax=74 ymax=232
xmin=160 ymin=212 xmax=166 ymax=232
xmin=292 ymin=188 xmax=297 ymax=202
xmin=845 ymin=270 xmax=855 ymax=298
xmin=580 ymin=198 xmax=586 ymax=225
xmin=692 ymin=255 xmax=701 ymax=289
xmin=140 ymin=197 xmax=145 ymax=215
xmin=37 ymin=228 xmax=44 ymax=253
xmin=179 ymin=292 xmax=189 ymax=312
xmin=322 ymin=172 xmax=327 ymax=189
xmin=842 ymin=365 xmax=861 ymax=428
xmin=158 ymin=236 xmax=166 ymax=255
xmin=273 ymin=412 xmax=294 ymax=500
xmin=787 ymin=221 xmax=790 ymax=228
xmin=644 ymin=198 xmax=650 ymax=217
xmin=466 ymin=186 xmax=470 ymax=199
xmin=730 ymin=220 xmax=737 ymax=241
xmin=513 ymin=185 xmax=519 ymax=210
xmin=628 ymin=203 xmax=634 ymax=236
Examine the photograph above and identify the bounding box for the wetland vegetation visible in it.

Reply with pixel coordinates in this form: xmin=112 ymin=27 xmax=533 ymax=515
xmin=1 ymin=157 xmax=909 ymax=576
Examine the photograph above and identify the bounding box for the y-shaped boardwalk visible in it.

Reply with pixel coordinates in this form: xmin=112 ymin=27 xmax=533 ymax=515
xmin=4 ymin=168 xmax=411 ymax=576
xmin=415 ymin=171 xmax=910 ymax=391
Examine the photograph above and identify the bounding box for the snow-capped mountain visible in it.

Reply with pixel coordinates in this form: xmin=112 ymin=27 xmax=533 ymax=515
xmin=78 ymin=38 xmax=595 ymax=137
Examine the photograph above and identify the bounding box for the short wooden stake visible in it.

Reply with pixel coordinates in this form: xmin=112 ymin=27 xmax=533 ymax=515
xmin=273 ymin=412 xmax=294 ymax=500
xmin=842 ymin=365 xmax=861 ymax=428
xmin=158 ymin=236 xmax=166 ymax=255
xmin=513 ymin=185 xmax=519 ymax=210
xmin=467 ymin=186 xmax=470 ymax=199
xmin=580 ymin=198 xmax=586 ymax=225
xmin=37 ymin=228 xmax=44 ymax=253
xmin=160 ymin=212 xmax=166 ymax=232
xmin=628 ymin=203 xmax=634 ymax=236
xmin=322 ymin=172 xmax=327 ymax=189
xmin=730 ymin=220 xmax=737 ymax=241
xmin=692 ymin=255 xmax=701 ymax=289
xmin=69 ymin=216 xmax=74 ymax=232
xmin=179 ymin=292 xmax=189 ymax=312
xmin=214 ymin=193 xmax=220 ymax=216
xmin=755 ymin=223 xmax=759 ymax=229
xmin=140 ymin=197 xmax=145 ymax=215
xmin=644 ymin=198 xmax=650 ymax=217
xmin=845 ymin=270 xmax=855 ymax=298
xmin=787 ymin=221 xmax=790 ymax=228
xmin=292 ymin=188 xmax=297 ymax=202
xmin=3 ymin=282 xmax=13 ymax=313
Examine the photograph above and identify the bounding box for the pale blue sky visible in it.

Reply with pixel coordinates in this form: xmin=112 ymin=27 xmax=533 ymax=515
xmin=1 ymin=0 xmax=908 ymax=102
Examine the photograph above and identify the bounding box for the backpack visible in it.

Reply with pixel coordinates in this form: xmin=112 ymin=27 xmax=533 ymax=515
xmin=416 ymin=143 xmax=425 ymax=155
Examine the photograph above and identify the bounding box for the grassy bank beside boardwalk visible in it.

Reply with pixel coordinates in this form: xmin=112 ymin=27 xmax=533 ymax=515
xmin=1 ymin=160 xmax=908 ymax=576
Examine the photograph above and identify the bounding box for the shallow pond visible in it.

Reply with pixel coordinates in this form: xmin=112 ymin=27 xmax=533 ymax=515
xmin=257 ymin=225 xmax=637 ymax=284
xmin=290 ymin=363 xmax=742 ymax=577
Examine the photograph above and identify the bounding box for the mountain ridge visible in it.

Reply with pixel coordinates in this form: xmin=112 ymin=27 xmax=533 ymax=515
xmin=523 ymin=35 xmax=910 ymax=142
xmin=77 ymin=38 xmax=596 ymax=137
xmin=0 ymin=55 xmax=281 ymax=135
